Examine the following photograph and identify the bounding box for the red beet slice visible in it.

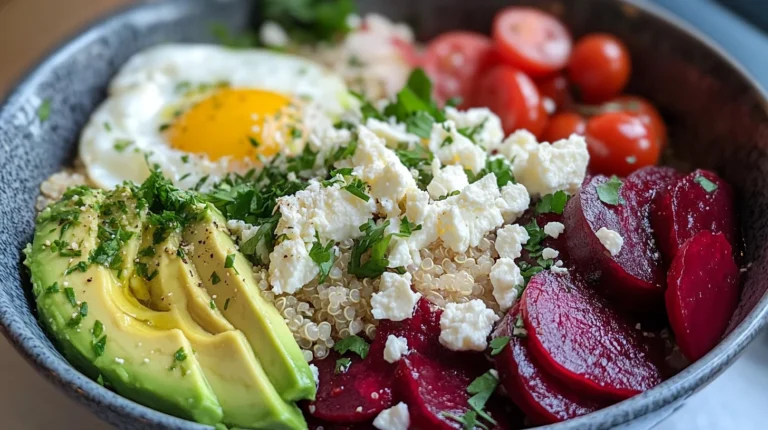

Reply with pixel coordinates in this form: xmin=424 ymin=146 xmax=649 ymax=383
xmin=651 ymin=169 xmax=738 ymax=263
xmin=564 ymin=167 xmax=681 ymax=309
xmin=371 ymin=298 xmax=443 ymax=360
xmin=492 ymin=308 xmax=610 ymax=424
xmin=308 ymin=351 xmax=394 ymax=423
xmin=666 ymin=231 xmax=740 ymax=361
xmin=521 ymin=271 xmax=664 ymax=400
xmin=394 ymin=352 xmax=509 ymax=430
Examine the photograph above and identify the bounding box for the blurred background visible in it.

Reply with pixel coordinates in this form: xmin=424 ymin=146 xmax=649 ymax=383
xmin=1 ymin=0 xmax=767 ymax=428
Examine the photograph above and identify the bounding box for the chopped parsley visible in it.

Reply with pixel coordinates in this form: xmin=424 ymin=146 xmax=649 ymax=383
xmin=93 ymin=320 xmax=104 ymax=338
xmin=64 ymin=261 xmax=89 ymax=275
xmin=436 ymin=190 xmax=460 ymax=201
xmin=457 ymin=118 xmax=488 ymax=142
xmin=309 ymin=234 xmax=336 ymax=283
xmin=513 ymin=314 xmax=528 ymax=338
xmin=138 ymin=246 xmax=156 ymax=258
xmin=536 ymin=191 xmax=569 ymax=215
xmin=348 ymin=220 xmax=392 ymax=278
xmin=37 ymin=99 xmax=51 ymax=122
xmin=694 ymin=175 xmax=718 ymax=193
xmin=158 ymin=123 xmax=171 ymax=132
xmin=46 ymin=282 xmax=60 ymax=294
xmin=394 ymin=217 xmax=422 ymax=238
xmin=466 ymin=371 xmax=500 ymax=424
xmin=489 ymin=336 xmax=510 ymax=356
xmin=469 ymin=157 xmax=515 ymax=187
xmin=209 ymin=23 xmax=258 ymax=48
xmin=248 ymin=136 xmax=261 ymax=148
xmin=180 ymin=155 xmax=190 ymax=164
xmin=224 ymin=298 xmax=231 ymax=310
xmin=596 ymin=176 xmax=624 ymax=206
xmin=113 ymin=139 xmax=134 ymax=153
xmin=328 ymin=139 xmax=358 ymax=165
xmin=342 ymin=177 xmax=370 ymax=202
xmin=174 ymin=347 xmax=188 ymax=362
xmin=210 ymin=299 xmax=217 ymax=310
xmin=224 ymin=253 xmax=236 ymax=269
xmin=333 ymin=335 xmax=370 ymax=359
xmin=210 ymin=271 xmax=221 ymax=285
xmin=262 ymin=0 xmax=356 ymax=43
xmin=335 ymin=357 xmax=352 ymax=374
xmin=103 ymin=122 xmax=112 ymax=132
xmin=93 ymin=335 xmax=107 ymax=357
xmin=406 ymin=111 xmax=434 ymax=138
xmin=64 ymin=287 xmax=77 ymax=307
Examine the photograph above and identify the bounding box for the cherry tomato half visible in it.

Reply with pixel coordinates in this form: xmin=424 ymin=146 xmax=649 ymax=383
xmin=585 ymin=112 xmax=660 ymax=177
xmin=611 ymin=95 xmax=667 ymax=148
xmin=536 ymin=73 xmax=572 ymax=113
xmin=422 ymin=32 xmax=495 ymax=105
xmin=473 ymin=65 xmax=548 ymax=137
xmin=542 ymin=112 xmax=587 ymax=142
xmin=493 ymin=7 xmax=573 ymax=77
xmin=568 ymin=34 xmax=631 ymax=103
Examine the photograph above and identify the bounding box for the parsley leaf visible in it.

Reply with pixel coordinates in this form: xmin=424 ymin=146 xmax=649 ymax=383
xmin=436 ymin=190 xmax=461 ymax=201
xmin=113 ymin=139 xmax=134 ymax=153
xmin=348 ymin=220 xmax=392 ymax=278
xmin=466 ymin=371 xmax=500 ymax=425
xmin=37 ymin=99 xmax=51 ymax=122
xmin=596 ymin=176 xmax=624 ymax=206
xmin=394 ymin=217 xmax=422 ymax=238
xmin=343 ymin=178 xmax=370 ymax=202
xmin=93 ymin=320 xmax=104 ymax=338
xmin=335 ymin=357 xmax=352 ymax=374
xmin=210 ymin=271 xmax=221 ymax=285
xmin=536 ymin=191 xmax=569 ymax=215
xmin=309 ymin=233 xmax=336 ymax=283
xmin=93 ymin=335 xmax=107 ymax=357
xmin=489 ymin=336 xmax=510 ymax=356
xmin=64 ymin=287 xmax=77 ymax=307
xmin=224 ymin=253 xmax=236 ymax=269
xmin=405 ymin=111 xmax=434 ymax=138
xmin=333 ymin=335 xmax=370 ymax=359
xmin=694 ymin=175 xmax=718 ymax=193
xmin=174 ymin=347 xmax=188 ymax=362
xmin=262 ymin=0 xmax=356 ymax=43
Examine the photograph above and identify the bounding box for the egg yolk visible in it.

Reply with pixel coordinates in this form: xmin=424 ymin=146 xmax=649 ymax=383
xmin=167 ymin=88 xmax=292 ymax=161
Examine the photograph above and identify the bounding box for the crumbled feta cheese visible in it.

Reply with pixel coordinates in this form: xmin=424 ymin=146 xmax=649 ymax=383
xmin=542 ymin=247 xmax=559 ymax=260
xmin=596 ymin=227 xmax=624 ymax=256
xmin=387 ymin=237 xmax=415 ymax=268
xmin=309 ymin=364 xmax=319 ymax=388
xmin=404 ymin=188 xmax=430 ymax=224
xmin=496 ymin=182 xmax=530 ymax=223
xmin=383 ymin=335 xmax=409 ymax=363
xmin=439 ymin=299 xmax=500 ymax=351
xmin=544 ymin=221 xmax=565 ymax=239
xmin=437 ymin=174 xmax=505 ymax=253
xmin=115 ymin=357 xmax=125 ymax=365
xmin=370 ymin=273 xmax=421 ymax=321
xmin=275 ymin=180 xmax=376 ymax=243
xmin=366 ymin=118 xmax=420 ymax=147
xmin=427 ymin=165 xmax=469 ymax=199
xmin=259 ymin=21 xmax=289 ymax=48
xmin=429 ymin=120 xmax=487 ymax=173
xmin=498 ymin=132 xmax=589 ymax=197
xmin=490 ymin=258 xmax=524 ymax=311
xmin=268 ymin=238 xmax=319 ymax=294
xmin=495 ymin=224 xmax=529 ymax=259
xmin=373 ymin=402 xmax=410 ymax=430
xmin=551 ymin=262 xmax=569 ymax=274
xmin=445 ymin=106 xmax=505 ymax=149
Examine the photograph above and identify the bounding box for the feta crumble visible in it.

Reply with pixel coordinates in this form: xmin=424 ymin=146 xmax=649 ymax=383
xmin=497 ymin=182 xmax=530 ymax=223
xmin=437 ymin=174 xmax=505 ymax=253
xmin=370 ymin=273 xmax=421 ymax=321
xmin=428 ymin=120 xmax=487 ymax=173
xmin=596 ymin=227 xmax=624 ymax=256
xmin=373 ymin=402 xmax=410 ymax=430
xmin=268 ymin=238 xmax=319 ymax=294
xmin=383 ymin=335 xmax=409 ymax=363
xmin=495 ymin=224 xmax=530 ymax=259
xmin=439 ymin=299 xmax=500 ymax=351
xmin=309 ymin=364 xmax=320 ymax=388
xmin=544 ymin=221 xmax=565 ymax=239
xmin=427 ymin=165 xmax=469 ymax=199
xmin=541 ymin=247 xmax=559 ymax=260
xmin=490 ymin=258 xmax=524 ymax=311
xmin=445 ymin=106 xmax=505 ymax=149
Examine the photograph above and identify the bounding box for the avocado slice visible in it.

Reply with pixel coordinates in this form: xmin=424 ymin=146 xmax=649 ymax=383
xmin=183 ymin=206 xmax=316 ymax=402
xmin=137 ymin=228 xmax=307 ymax=429
xmin=25 ymin=188 xmax=223 ymax=425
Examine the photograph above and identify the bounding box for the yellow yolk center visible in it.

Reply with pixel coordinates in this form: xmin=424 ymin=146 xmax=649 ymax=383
xmin=168 ymin=88 xmax=292 ymax=161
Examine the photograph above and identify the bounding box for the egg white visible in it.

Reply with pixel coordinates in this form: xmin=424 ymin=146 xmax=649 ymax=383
xmin=80 ymin=44 xmax=354 ymax=190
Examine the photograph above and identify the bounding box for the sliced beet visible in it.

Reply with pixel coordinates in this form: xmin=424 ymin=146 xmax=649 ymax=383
xmin=307 ymin=351 xmax=394 ymax=423
xmin=521 ymin=271 xmax=665 ymax=400
xmin=492 ymin=308 xmax=610 ymax=424
xmin=394 ymin=352 xmax=510 ymax=430
xmin=371 ymin=298 xmax=443 ymax=360
xmin=564 ymin=167 xmax=681 ymax=310
xmin=651 ymin=169 xmax=738 ymax=263
xmin=666 ymin=231 xmax=740 ymax=361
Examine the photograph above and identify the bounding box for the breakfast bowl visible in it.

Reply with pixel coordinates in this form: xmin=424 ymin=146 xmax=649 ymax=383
xmin=2 ymin=0 xmax=768 ymax=429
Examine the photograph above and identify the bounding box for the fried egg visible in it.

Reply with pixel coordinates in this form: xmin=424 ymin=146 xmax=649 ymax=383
xmin=80 ymin=44 xmax=353 ymax=189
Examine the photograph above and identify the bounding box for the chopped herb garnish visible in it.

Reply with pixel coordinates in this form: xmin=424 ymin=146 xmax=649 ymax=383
xmin=138 ymin=246 xmax=156 ymax=258
xmin=224 ymin=298 xmax=231 ymax=310
xmin=513 ymin=314 xmax=528 ymax=338
xmin=472 ymin=157 xmax=515 ymax=187
xmin=457 ymin=118 xmax=488 ymax=143
xmin=224 ymin=253 xmax=236 ymax=269
xmin=343 ymin=178 xmax=370 ymax=202
xmin=210 ymin=271 xmax=221 ymax=285
xmin=466 ymin=371 xmax=500 ymax=425
xmin=262 ymin=0 xmax=356 ymax=43
xmin=536 ymin=191 xmax=569 ymax=215
xmin=335 ymin=357 xmax=352 ymax=374
xmin=348 ymin=220 xmax=392 ymax=278
xmin=93 ymin=320 xmax=104 ymax=338
xmin=93 ymin=335 xmax=107 ymax=357
xmin=180 ymin=155 xmax=190 ymax=164
xmin=441 ymin=135 xmax=454 ymax=147
xmin=394 ymin=216 xmax=422 ymax=238
xmin=103 ymin=122 xmax=112 ymax=132
xmin=436 ymin=190 xmax=460 ymax=201
xmin=79 ymin=302 xmax=89 ymax=318
xmin=333 ymin=335 xmax=370 ymax=359
xmin=64 ymin=287 xmax=77 ymax=307
xmin=406 ymin=111 xmax=435 ymax=138
xmin=64 ymin=261 xmax=89 ymax=275
xmin=248 ymin=136 xmax=261 ymax=148
xmin=37 ymin=99 xmax=51 ymax=122
xmin=489 ymin=336 xmax=510 ymax=356
xmin=174 ymin=347 xmax=188 ymax=362
xmin=446 ymin=96 xmax=463 ymax=108
xmin=158 ymin=123 xmax=171 ymax=132
xmin=113 ymin=139 xmax=134 ymax=152
xmin=596 ymin=176 xmax=624 ymax=206
xmin=309 ymin=233 xmax=336 ymax=283
xmin=210 ymin=300 xmax=217 ymax=310
xmin=194 ymin=175 xmax=210 ymax=191
xmin=695 ymin=175 xmax=718 ymax=193
xmin=46 ymin=282 xmax=60 ymax=294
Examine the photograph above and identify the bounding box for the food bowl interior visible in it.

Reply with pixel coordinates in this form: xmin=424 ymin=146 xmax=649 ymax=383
xmin=1 ymin=0 xmax=768 ymax=429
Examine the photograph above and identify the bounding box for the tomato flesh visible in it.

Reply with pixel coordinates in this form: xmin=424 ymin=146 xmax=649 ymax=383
xmin=542 ymin=112 xmax=586 ymax=142
xmin=611 ymin=95 xmax=667 ymax=149
xmin=568 ymin=34 xmax=631 ymax=103
xmin=536 ymin=73 xmax=572 ymax=113
xmin=422 ymin=32 xmax=494 ymax=105
xmin=493 ymin=7 xmax=573 ymax=77
xmin=473 ymin=65 xmax=548 ymax=137
xmin=585 ymin=112 xmax=660 ymax=176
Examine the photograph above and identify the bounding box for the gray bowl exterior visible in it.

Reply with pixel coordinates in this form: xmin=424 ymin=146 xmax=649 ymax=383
xmin=1 ymin=0 xmax=767 ymax=429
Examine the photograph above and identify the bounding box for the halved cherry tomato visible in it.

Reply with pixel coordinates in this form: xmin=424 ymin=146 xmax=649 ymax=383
xmin=422 ymin=32 xmax=494 ymax=105
xmin=611 ymin=95 xmax=667 ymax=148
xmin=542 ymin=112 xmax=587 ymax=142
xmin=568 ymin=34 xmax=631 ymax=103
xmin=536 ymin=73 xmax=572 ymax=113
xmin=473 ymin=65 xmax=548 ymax=137
xmin=492 ymin=7 xmax=573 ymax=77
xmin=585 ymin=112 xmax=660 ymax=177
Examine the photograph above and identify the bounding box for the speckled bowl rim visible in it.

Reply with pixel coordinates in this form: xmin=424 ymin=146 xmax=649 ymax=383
xmin=1 ymin=0 xmax=767 ymax=429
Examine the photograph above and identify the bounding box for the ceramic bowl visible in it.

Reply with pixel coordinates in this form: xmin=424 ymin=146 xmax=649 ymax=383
xmin=1 ymin=0 xmax=767 ymax=428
